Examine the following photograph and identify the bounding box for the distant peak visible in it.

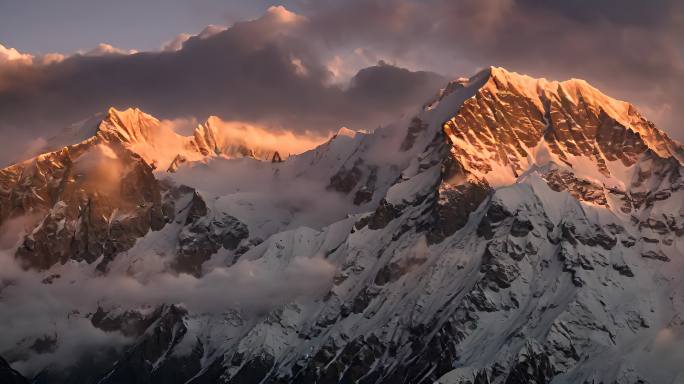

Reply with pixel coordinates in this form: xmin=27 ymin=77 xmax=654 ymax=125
xmin=335 ymin=127 xmax=357 ymax=139
xmin=104 ymin=107 xmax=156 ymax=123
xmin=98 ymin=106 xmax=160 ymax=145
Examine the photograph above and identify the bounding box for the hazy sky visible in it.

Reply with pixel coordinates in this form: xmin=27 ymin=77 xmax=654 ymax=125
xmin=0 ymin=0 xmax=682 ymax=166
xmin=0 ymin=0 xmax=295 ymax=53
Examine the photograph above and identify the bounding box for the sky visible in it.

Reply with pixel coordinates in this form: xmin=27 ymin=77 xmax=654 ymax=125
xmin=0 ymin=0 xmax=682 ymax=166
xmin=0 ymin=0 xmax=302 ymax=54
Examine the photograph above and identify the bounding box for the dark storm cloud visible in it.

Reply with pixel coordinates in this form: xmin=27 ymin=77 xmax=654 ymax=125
xmin=517 ymin=0 xmax=678 ymax=26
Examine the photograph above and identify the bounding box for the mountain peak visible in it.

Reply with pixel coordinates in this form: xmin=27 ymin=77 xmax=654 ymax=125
xmin=334 ymin=126 xmax=358 ymax=139
xmin=98 ymin=107 xmax=161 ymax=145
xmin=483 ymin=67 xmax=684 ymax=160
xmin=485 ymin=66 xmax=631 ymax=122
xmin=440 ymin=66 xmax=684 ymax=197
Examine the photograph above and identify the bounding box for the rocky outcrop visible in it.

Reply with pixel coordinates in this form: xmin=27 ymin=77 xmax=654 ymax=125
xmin=2 ymin=136 xmax=165 ymax=271
xmin=328 ymin=160 xmax=364 ymax=194
xmin=0 ymin=357 xmax=30 ymax=384
xmin=91 ymin=306 xmax=163 ymax=338
xmin=174 ymin=191 xmax=249 ymax=276
xmin=166 ymin=154 xmax=187 ymax=172
xmin=96 ymin=305 xmax=197 ymax=384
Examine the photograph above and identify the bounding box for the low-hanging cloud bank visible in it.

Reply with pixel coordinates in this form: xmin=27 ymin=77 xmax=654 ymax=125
xmin=0 ymin=238 xmax=336 ymax=375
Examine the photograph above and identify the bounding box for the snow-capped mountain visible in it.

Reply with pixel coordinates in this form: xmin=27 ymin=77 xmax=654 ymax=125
xmin=0 ymin=67 xmax=682 ymax=384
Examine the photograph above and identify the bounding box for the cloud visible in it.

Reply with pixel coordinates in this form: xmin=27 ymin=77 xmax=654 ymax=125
xmin=0 ymin=44 xmax=64 ymax=69
xmin=1 ymin=0 xmax=681 ymax=169
xmin=196 ymin=24 xmax=229 ymax=39
xmin=197 ymin=117 xmax=328 ymax=156
xmin=125 ymin=115 xmax=329 ymax=170
xmin=0 ymin=6 xmax=446 ymax=167
xmin=83 ymin=43 xmax=137 ymax=57
xmin=168 ymin=151 xmax=363 ymax=231
xmin=72 ymin=143 xmax=124 ymax=193
xmin=161 ymin=33 xmax=192 ymax=52
xmin=162 ymin=24 xmax=230 ymax=52
xmin=297 ymin=0 xmax=684 ymax=140
xmin=0 ymin=44 xmax=33 ymax=65
xmin=0 ymin=223 xmax=336 ymax=375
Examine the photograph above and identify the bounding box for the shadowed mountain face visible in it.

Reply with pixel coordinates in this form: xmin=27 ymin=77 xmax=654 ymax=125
xmin=1 ymin=67 xmax=683 ymax=384
xmin=0 ymin=357 xmax=30 ymax=384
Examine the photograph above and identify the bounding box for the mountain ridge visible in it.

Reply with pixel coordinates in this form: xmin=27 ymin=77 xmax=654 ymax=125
xmin=1 ymin=66 xmax=683 ymax=384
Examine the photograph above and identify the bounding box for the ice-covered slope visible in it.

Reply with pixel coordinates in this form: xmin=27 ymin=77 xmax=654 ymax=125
xmin=1 ymin=67 xmax=683 ymax=384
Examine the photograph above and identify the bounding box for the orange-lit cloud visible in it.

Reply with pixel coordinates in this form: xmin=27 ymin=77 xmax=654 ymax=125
xmin=125 ymin=115 xmax=330 ymax=171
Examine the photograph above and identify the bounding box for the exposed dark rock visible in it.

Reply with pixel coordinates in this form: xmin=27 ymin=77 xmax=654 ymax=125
xmin=621 ymin=236 xmax=636 ymax=247
xmin=373 ymin=254 xmax=427 ymax=286
xmin=166 ymin=154 xmax=187 ymax=172
xmin=328 ymin=161 xmax=364 ymax=194
xmin=400 ymin=117 xmax=428 ymax=151
xmin=29 ymin=334 xmax=58 ymax=354
xmin=353 ymin=166 xmax=378 ymax=205
xmin=427 ymin=180 xmax=490 ymax=244
xmin=0 ymin=357 xmax=30 ymax=384
xmin=352 ymin=287 xmax=379 ymax=314
xmin=486 ymin=202 xmax=512 ymax=223
xmin=368 ymin=200 xmax=401 ymax=230
xmin=353 ymin=187 xmax=374 ymax=205
xmin=542 ymin=168 xmax=607 ymax=206
xmin=480 ymin=244 xmax=521 ymax=290
xmin=91 ymin=306 xmax=162 ymax=338
xmin=561 ymin=222 xmax=616 ymax=250
xmin=271 ymin=151 xmax=284 ymax=163
xmin=175 ymin=213 xmax=249 ymax=276
xmin=41 ymin=273 xmax=61 ymax=284
xmin=184 ymin=191 xmax=208 ymax=225
xmin=510 ymin=218 xmax=534 ymax=237
xmin=291 ymin=335 xmax=387 ymax=384
xmin=641 ymin=251 xmax=670 ymax=262
xmin=477 ymin=202 xmax=512 ymax=239
xmin=504 ymin=342 xmax=554 ymax=384
xmin=228 ymin=353 xmax=275 ymax=384
xmin=9 ymin=141 xmax=165 ymax=271
xmin=97 ymin=305 xmax=194 ymax=384
xmin=612 ymin=263 xmax=635 ymax=277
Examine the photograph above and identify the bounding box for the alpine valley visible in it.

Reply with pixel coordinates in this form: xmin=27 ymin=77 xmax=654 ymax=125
xmin=1 ymin=67 xmax=683 ymax=384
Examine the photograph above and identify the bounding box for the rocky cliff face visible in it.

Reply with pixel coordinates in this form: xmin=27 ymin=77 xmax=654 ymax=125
xmin=0 ymin=107 xmax=287 ymax=272
xmin=0 ymin=357 xmax=30 ymax=384
xmin=0 ymin=126 xmax=166 ymax=270
xmin=1 ymin=67 xmax=683 ymax=384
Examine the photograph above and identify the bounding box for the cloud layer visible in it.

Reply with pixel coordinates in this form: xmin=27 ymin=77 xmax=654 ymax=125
xmin=0 ymin=237 xmax=336 ymax=375
xmin=0 ymin=0 xmax=682 ymax=167
xmin=300 ymin=0 xmax=683 ymax=133
xmin=0 ymin=5 xmax=446 ymax=166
